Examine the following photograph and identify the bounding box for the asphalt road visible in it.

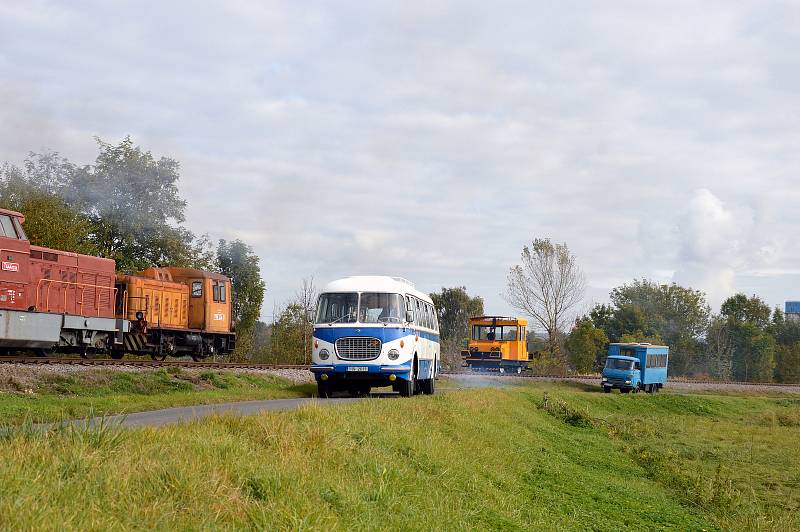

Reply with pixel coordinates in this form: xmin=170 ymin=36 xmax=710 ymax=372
xmin=57 ymin=396 xmax=369 ymax=429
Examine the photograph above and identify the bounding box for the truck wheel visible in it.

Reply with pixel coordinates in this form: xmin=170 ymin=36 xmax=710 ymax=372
xmin=603 ymin=386 xmax=611 ymax=393
xmin=419 ymin=378 xmax=435 ymax=395
xmin=621 ymin=388 xmax=630 ymax=394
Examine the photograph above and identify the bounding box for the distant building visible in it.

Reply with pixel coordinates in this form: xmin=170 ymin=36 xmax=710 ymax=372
xmin=786 ymin=302 xmax=800 ymax=322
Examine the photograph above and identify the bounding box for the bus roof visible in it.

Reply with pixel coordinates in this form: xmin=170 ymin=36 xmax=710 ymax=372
xmin=609 ymin=342 xmax=669 ymax=349
xmin=320 ymin=276 xmax=433 ymax=304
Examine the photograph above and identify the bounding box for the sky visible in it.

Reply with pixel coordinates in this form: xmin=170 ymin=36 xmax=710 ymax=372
xmin=1 ymin=1 xmax=799 ymax=324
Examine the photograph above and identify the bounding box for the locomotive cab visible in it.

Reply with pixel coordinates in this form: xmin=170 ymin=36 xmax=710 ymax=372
xmin=462 ymin=316 xmax=529 ymax=374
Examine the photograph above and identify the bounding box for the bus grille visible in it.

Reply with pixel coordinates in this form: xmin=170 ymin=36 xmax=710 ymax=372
xmin=335 ymin=337 xmax=382 ymax=360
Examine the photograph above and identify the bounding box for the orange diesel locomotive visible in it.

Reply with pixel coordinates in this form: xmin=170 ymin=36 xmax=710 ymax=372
xmin=0 ymin=207 xmax=235 ymax=360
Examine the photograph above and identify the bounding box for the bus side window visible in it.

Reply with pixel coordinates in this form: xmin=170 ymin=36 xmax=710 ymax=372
xmin=405 ymin=296 xmax=414 ymax=322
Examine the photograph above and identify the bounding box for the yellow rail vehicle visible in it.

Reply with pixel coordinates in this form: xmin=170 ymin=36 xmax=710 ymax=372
xmin=462 ymin=316 xmax=529 ymax=374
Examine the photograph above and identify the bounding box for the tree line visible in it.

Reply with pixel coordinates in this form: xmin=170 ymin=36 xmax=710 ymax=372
xmin=429 ymin=238 xmax=798 ymax=383
xmin=0 ymin=137 xmax=265 ymax=357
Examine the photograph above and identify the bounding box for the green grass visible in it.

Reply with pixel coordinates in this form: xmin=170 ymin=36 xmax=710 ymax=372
xmin=0 ymin=382 xmax=798 ymax=530
xmin=0 ymin=368 xmax=314 ymax=424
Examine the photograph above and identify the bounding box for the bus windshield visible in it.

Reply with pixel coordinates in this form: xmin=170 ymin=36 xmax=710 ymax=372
xmin=359 ymin=293 xmax=404 ymax=323
xmin=316 ymin=293 xmax=358 ymax=324
xmin=473 ymin=325 xmax=518 ymax=341
xmin=605 ymin=358 xmax=634 ymax=370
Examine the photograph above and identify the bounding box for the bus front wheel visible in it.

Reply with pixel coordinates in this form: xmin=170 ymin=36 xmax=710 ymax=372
xmin=398 ymin=378 xmax=414 ymax=397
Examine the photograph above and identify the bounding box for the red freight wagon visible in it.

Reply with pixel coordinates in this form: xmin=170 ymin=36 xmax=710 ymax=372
xmin=0 ymin=208 xmax=127 ymax=355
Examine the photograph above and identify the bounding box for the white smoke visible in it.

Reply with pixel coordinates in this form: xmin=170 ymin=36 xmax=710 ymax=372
xmin=673 ymin=189 xmax=770 ymax=309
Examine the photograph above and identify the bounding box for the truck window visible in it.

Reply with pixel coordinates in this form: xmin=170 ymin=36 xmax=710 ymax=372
xmin=192 ymin=281 xmax=203 ymax=298
xmin=605 ymin=358 xmax=634 ymax=370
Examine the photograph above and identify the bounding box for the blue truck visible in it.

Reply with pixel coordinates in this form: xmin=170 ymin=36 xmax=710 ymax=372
xmin=601 ymin=343 xmax=668 ymax=393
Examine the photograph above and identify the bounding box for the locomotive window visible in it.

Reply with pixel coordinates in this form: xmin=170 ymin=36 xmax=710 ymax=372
xmin=212 ymin=281 xmax=220 ymax=302
xmin=192 ymin=281 xmax=202 ymax=298
xmin=11 ymin=218 xmax=26 ymax=240
xmin=219 ymin=283 xmax=227 ymax=303
xmin=0 ymin=215 xmax=16 ymax=238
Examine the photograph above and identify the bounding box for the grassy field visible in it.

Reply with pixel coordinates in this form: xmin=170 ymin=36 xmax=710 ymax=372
xmin=0 ymin=368 xmax=314 ymax=424
xmin=0 ymin=381 xmax=798 ymax=530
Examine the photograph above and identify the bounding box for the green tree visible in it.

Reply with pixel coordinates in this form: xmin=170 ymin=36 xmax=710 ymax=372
xmin=720 ymin=293 xmax=772 ymax=328
xmin=565 ymin=317 xmax=608 ymax=373
xmin=720 ymin=294 xmax=776 ymax=382
xmin=0 ymin=166 xmax=97 ymax=254
xmin=217 ymin=239 xmax=265 ymax=354
xmin=600 ymin=279 xmax=710 ymax=374
xmin=269 ymin=303 xmax=308 ymax=364
xmin=775 ymin=342 xmax=800 ymax=383
xmin=430 ymin=286 xmax=484 ymax=352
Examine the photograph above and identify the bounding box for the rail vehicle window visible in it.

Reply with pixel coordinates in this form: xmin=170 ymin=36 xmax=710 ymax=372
xmin=359 ymin=293 xmax=404 ymax=323
xmin=473 ymin=325 xmax=517 ymax=341
xmin=605 ymin=358 xmax=634 ymax=370
xmin=212 ymin=281 xmax=220 ymax=302
xmin=219 ymin=283 xmax=227 ymax=303
xmin=192 ymin=281 xmax=202 ymax=298
xmin=0 ymin=215 xmax=17 ymax=239
xmin=316 ymin=292 xmax=358 ymax=324
xmin=11 ymin=217 xmax=26 ymax=240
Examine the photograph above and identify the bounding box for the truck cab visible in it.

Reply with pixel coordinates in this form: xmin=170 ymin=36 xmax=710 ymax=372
xmin=601 ymin=343 xmax=668 ymax=394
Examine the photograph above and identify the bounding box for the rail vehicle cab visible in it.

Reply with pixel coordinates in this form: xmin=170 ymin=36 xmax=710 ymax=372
xmin=0 ymin=208 xmax=31 ymax=311
xmin=462 ymin=316 xmax=529 ymax=374
xmin=601 ymin=343 xmax=669 ymax=394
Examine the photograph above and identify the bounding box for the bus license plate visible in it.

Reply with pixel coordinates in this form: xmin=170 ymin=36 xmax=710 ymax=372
xmin=347 ymin=366 xmax=368 ymax=372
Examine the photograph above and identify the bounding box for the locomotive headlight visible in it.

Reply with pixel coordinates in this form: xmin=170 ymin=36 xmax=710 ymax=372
xmin=388 ymin=349 xmax=400 ymax=360
xmin=319 ymin=349 xmax=330 ymax=360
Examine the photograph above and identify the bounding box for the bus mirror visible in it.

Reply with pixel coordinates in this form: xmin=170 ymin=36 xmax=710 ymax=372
xmin=406 ymin=310 xmax=414 ymax=323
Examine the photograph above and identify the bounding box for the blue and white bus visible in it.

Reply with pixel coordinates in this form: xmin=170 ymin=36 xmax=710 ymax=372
xmin=311 ymin=276 xmax=440 ymax=398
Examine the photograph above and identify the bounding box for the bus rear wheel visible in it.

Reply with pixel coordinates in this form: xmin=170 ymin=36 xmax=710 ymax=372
xmin=419 ymin=378 xmax=435 ymax=395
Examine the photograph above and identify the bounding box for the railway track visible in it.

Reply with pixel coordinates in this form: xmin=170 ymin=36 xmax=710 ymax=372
xmin=0 ymin=357 xmax=311 ymax=370
xmin=0 ymin=358 xmax=797 ymax=388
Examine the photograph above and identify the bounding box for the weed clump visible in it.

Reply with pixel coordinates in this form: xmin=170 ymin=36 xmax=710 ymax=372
xmin=537 ymin=392 xmax=594 ymax=427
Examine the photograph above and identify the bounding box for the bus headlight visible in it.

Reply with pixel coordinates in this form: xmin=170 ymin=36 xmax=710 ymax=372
xmin=388 ymin=349 xmax=400 ymax=360
xmin=319 ymin=349 xmax=330 ymax=360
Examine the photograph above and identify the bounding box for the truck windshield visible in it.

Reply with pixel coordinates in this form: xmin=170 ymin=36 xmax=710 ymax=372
xmin=605 ymin=358 xmax=634 ymax=370
xmin=316 ymin=293 xmax=358 ymax=323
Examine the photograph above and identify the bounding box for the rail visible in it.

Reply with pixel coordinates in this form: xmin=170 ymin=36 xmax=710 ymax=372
xmin=0 ymin=357 xmax=311 ymax=370
xmin=35 ymin=279 xmax=117 ymax=317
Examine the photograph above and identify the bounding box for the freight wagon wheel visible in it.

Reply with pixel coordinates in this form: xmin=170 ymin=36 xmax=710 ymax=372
xmin=499 ymin=367 xmax=505 ymax=374
xmin=110 ymin=351 xmax=124 ymax=360
xmin=516 ymin=366 xmax=522 ymax=375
